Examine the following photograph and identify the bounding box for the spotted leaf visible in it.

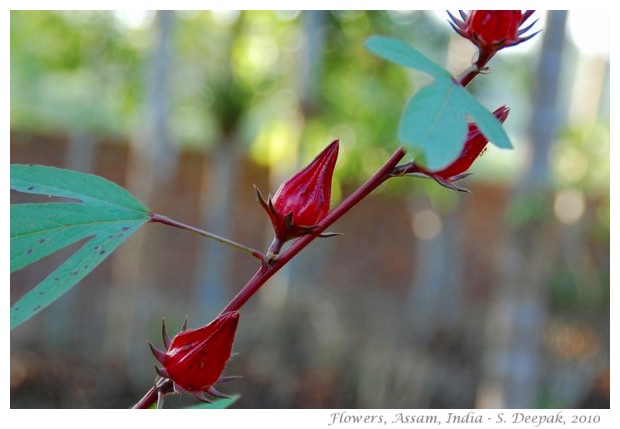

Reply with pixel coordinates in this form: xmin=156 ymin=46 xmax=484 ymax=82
xmin=10 ymin=164 xmax=150 ymax=329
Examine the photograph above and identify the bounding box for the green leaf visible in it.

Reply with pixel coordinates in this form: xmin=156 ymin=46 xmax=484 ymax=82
xmin=366 ymin=35 xmax=512 ymax=172
xmin=10 ymin=164 xmax=150 ymax=329
xmin=365 ymin=36 xmax=451 ymax=81
xmin=11 ymin=203 xmax=146 ymax=272
xmin=398 ymin=81 xmax=511 ymax=171
xmin=11 ymin=164 xmax=148 ymax=212
xmin=463 ymin=93 xmax=512 ymax=149
xmin=185 ymin=394 xmax=240 ymax=409
xmin=398 ymin=80 xmax=468 ymax=170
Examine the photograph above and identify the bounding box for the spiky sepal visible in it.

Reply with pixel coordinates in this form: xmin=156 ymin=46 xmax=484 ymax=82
xmin=408 ymin=171 xmax=473 ymax=193
xmin=256 ymin=184 xmax=339 ymax=260
xmin=147 ymin=317 xmax=240 ymax=408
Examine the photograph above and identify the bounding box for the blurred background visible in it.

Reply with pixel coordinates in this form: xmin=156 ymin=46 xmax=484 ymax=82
xmin=10 ymin=10 xmax=609 ymax=409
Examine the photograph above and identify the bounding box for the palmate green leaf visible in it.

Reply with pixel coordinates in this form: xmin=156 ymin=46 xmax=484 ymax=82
xmin=10 ymin=164 xmax=150 ymax=329
xmin=11 ymin=203 xmax=145 ymax=272
xmin=398 ymin=82 xmax=512 ymax=170
xmin=462 ymin=92 xmax=512 ymax=150
xmin=365 ymin=36 xmax=512 ymax=171
xmin=364 ymin=36 xmax=451 ymax=81
xmin=398 ymin=80 xmax=469 ymax=171
xmin=11 ymin=164 xmax=148 ymax=212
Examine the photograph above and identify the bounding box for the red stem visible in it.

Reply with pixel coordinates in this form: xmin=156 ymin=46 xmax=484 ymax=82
xmin=220 ymin=147 xmax=407 ymax=314
xmin=149 ymin=213 xmax=265 ymax=262
xmin=133 ymin=378 xmax=173 ymax=409
xmin=133 ymin=385 xmax=158 ymax=409
xmin=457 ymin=49 xmax=496 ymax=87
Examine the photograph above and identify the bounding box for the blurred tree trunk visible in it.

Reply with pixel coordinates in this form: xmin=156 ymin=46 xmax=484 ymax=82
xmin=406 ymin=13 xmax=469 ymax=387
xmin=192 ymin=14 xmax=245 ymax=321
xmin=408 ymin=198 xmax=465 ymax=339
xmin=406 ymin=11 xmax=471 ymax=344
xmin=476 ymin=11 xmax=568 ymax=408
xmin=193 ymin=136 xmax=241 ymax=320
xmin=260 ymin=10 xmax=328 ymax=311
xmin=103 ymin=11 xmax=177 ymax=376
xmin=298 ymin=10 xmax=327 ymax=116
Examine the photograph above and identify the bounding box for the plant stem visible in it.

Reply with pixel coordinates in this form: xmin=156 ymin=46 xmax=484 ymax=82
xmin=219 ymin=146 xmax=407 ymax=314
xmin=133 ymin=385 xmax=158 ymax=409
xmin=457 ymin=50 xmax=496 ymax=87
xmin=133 ymin=378 xmax=174 ymax=409
xmin=149 ymin=212 xmax=265 ymax=262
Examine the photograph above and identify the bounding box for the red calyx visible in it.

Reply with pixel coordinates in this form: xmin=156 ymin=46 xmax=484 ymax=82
xmin=435 ymin=106 xmax=510 ymax=179
xmin=404 ymin=106 xmax=510 ymax=192
xmin=255 ymin=139 xmax=339 ymax=258
xmin=448 ymin=10 xmax=540 ymax=55
xmin=467 ymin=10 xmax=522 ymax=50
xmin=149 ymin=311 xmax=240 ymax=403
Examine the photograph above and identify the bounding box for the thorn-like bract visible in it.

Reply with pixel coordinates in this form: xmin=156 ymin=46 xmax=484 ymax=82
xmin=148 ymin=342 xmax=166 ymax=364
xmin=155 ymin=365 xmax=170 ymax=378
xmin=207 ymin=385 xmax=230 ymax=399
xmin=162 ymin=319 xmax=171 ymax=349
xmin=192 ymin=391 xmax=213 ymax=403
xmin=218 ymin=375 xmax=242 ymax=384
xmin=181 ymin=316 xmax=188 ymax=332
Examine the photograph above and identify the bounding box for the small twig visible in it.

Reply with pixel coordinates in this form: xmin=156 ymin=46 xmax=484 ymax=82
xmin=149 ymin=212 xmax=265 ymax=263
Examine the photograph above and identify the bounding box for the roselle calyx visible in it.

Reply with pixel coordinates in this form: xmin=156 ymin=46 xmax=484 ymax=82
xmin=148 ymin=311 xmax=240 ymax=404
xmin=404 ymin=106 xmax=510 ymax=192
xmin=256 ymin=139 xmax=339 ymax=259
xmin=448 ymin=10 xmax=539 ymax=63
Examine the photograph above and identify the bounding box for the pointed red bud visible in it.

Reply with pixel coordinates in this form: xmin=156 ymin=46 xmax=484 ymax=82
xmin=434 ymin=106 xmax=510 ymax=179
xmin=150 ymin=311 xmax=240 ymax=397
xmin=409 ymin=106 xmax=510 ymax=192
xmin=257 ymin=139 xmax=339 ymax=257
xmin=449 ymin=10 xmax=540 ymax=55
xmin=273 ymin=139 xmax=339 ymax=227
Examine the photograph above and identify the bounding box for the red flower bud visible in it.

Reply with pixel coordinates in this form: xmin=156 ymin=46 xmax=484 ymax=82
xmin=467 ymin=10 xmax=522 ymax=50
xmin=448 ymin=10 xmax=539 ymax=55
xmin=255 ymin=139 xmax=339 ymax=258
xmin=435 ymin=106 xmax=510 ymax=178
xmin=149 ymin=311 xmax=239 ymax=403
xmin=408 ymin=106 xmax=510 ymax=192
